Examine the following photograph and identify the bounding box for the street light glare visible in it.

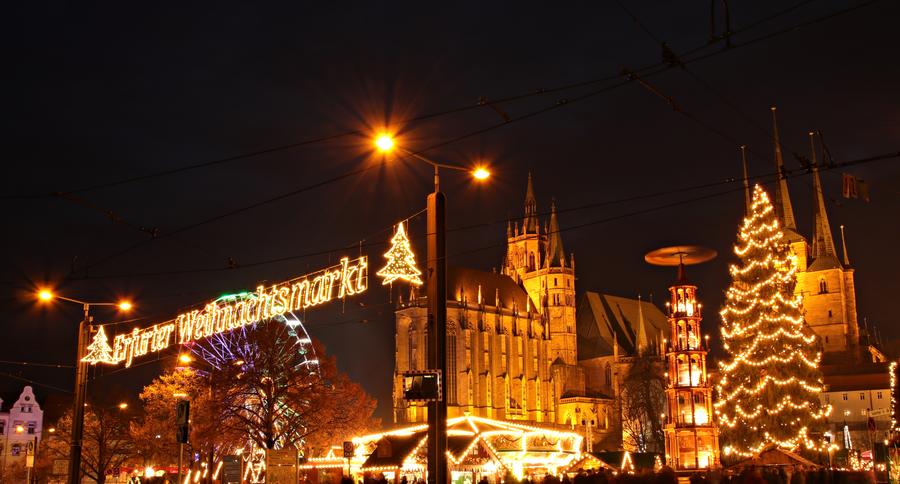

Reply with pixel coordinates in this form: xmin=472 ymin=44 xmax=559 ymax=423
xmin=118 ymin=402 xmax=128 ymax=409
xmin=179 ymin=354 xmax=193 ymax=364
xmin=374 ymin=134 xmax=395 ymax=153
xmin=473 ymin=167 xmax=491 ymax=181
xmin=118 ymin=301 xmax=133 ymax=311
xmin=38 ymin=289 xmax=54 ymax=302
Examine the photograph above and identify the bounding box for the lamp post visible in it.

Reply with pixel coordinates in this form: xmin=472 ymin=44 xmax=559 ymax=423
xmin=37 ymin=289 xmax=132 ymax=484
xmin=375 ymin=135 xmax=489 ymax=484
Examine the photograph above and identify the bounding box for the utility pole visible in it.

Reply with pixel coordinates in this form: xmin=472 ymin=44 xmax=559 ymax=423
xmin=68 ymin=305 xmax=90 ymax=484
xmin=426 ymin=170 xmax=448 ymax=484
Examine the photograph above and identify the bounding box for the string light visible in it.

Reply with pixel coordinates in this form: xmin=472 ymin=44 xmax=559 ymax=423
xmin=377 ymin=222 xmax=423 ymax=286
xmin=82 ymin=256 xmax=368 ymax=367
xmin=716 ymin=185 xmax=832 ymax=457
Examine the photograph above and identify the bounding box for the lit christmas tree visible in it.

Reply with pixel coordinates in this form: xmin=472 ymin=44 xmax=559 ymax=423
xmin=377 ymin=222 xmax=423 ymax=286
xmin=715 ymin=185 xmax=831 ymax=457
xmin=82 ymin=325 xmax=115 ymax=364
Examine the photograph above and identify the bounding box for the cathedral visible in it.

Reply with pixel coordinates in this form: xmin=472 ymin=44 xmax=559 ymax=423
xmin=392 ymin=174 xmax=665 ymax=449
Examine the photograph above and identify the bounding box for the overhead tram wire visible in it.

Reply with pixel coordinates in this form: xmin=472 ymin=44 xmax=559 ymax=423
xmin=0 ymin=370 xmax=72 ymax=393
xmin=50 ymin=0 xmax=887 ymax=277
xmin=444 ymin=149 xmax=900 ymax=263
xmin=0 ymin=360 xmax=75 ymax=369
xmin=0 ymin=0 xmax=874 ymax=201
xmin=64 ymin=149 xmax=900 ymax=281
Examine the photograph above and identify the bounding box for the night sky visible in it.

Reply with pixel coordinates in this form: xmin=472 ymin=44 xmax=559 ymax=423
xmin=4 ymin=1 xmax=899 ymax=423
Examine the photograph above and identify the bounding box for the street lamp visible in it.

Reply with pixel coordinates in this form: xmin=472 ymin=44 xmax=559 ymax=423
xmin=374 ymin=134 xmax=489 ymax=484
xmin=36 ymin=288 xmax=132 ymax=484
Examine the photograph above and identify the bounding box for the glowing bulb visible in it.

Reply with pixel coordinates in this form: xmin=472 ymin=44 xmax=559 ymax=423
xmin=118 ymin=402 xmax=128 ymax=409
xmin=38 ymin=290 xmax=54 ymax=301
xmin=472 ymin=167 xmax=490 ymax=180
xmin=118 ymin=301 xmax=133 ymax=311
xmin=179 ymin=354 xmax=192 ymax=364
xmin=374 ymin=134 xmax=395 ymax=152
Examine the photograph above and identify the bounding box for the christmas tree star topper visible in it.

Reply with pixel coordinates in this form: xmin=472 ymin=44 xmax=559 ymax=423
xmin=377 ymin=222 xmax=423 ymax=286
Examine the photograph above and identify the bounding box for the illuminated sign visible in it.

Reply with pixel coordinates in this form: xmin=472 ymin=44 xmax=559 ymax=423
xmin=83 ymin=256 xmax=368 ymax=367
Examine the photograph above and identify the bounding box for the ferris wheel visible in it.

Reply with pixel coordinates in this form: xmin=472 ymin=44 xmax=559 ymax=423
xmin=186 ymin=291 xmax=320 ymax=375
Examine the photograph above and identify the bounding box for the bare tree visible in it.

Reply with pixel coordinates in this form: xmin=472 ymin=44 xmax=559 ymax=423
xmin=207 ymin=322 xmax=377 ymax=454
xmin=42 ymin=402 xmax=134 ymax=484
xmin=619 ymin=353 xmax=666 ymax=453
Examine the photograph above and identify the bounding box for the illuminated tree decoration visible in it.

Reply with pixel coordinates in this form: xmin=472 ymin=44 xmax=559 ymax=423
xmin=716 ymin=185 xmax=831 ymax=457
xmin=82 ymin=325 xmax=116 ymax=364
xmin=377 ymin=222 xmax=423 ymax=286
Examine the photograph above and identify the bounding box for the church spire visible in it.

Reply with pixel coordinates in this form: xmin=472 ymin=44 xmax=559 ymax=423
xmin=636 ymin=295 xmax=649 ymax=354
xmin=740 ymin=145 xmax=751 ymax=213
xmin=771 ymin=107 xmax=797 ymax=230
xmin=545 ymin=199 xmax=566 ymax=268
xmin=809 ymin=131 xmax=837 ymax=259
xmin=523 ymin=172 xmax=539 ymax=234
xmin=840 ymin=224 xmax=851 ymax=266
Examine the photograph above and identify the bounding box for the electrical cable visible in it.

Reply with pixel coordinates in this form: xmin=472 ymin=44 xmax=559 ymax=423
xmin=62 ymin=149 xmax=899 ymax=280
xmin=21 ymin=0 xmax=888 ymax=282
xmin=0 ymin=371 xmax=72 ymax=393
xmin=0 ymin=360 xmax=74 ymax=369
xmin=0 ymin=0 xmax=874 ymax=201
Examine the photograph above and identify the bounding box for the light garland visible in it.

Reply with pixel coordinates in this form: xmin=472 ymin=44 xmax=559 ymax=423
xmin=82 ymin=256 xmax=369 ymax=367
xmin=717 ymin=185 xmax=832 ymax=456
xmin=377 ymin=223 xmax=423 ymax=286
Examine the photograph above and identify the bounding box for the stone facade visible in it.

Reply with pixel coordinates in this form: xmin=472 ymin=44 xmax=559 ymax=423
xmin=0 ymin=386 xmax=43 ymax=478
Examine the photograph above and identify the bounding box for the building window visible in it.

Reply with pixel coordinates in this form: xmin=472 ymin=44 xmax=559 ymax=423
xmin=877 ymin=392 xmax=883 ymax=400
xmin=0 ymin=420 xmax=4 ymax=434
xmin=528 ymin=253 xmax=535 ymax=271
xmin=27 ymin=422 xmax=35 ymax=435
xmin=819 ymin=278 xmax=827 ymax=294
xmin=447 ymin=332 xmax=457 ymax=405
xmin=408 ymin=328 xmax=417 ymax=371
xmin=859 ymin=392 xmax=865 ymax=400
xmin=11 ymin=444 xmax=21 ymax=456
xmin=554 ymin=278 xmax=558 ymax=287
xmin=842 ymin=393 xmax=848 ymax=401
xmin=828 ymin=309 xmax=833 ymax=318
xmin=605 ymin=363 xmax=612 ymax=386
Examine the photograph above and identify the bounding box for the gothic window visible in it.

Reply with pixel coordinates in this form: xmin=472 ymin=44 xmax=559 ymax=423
xmin=528 ymin=253 xmax=535 ymax=271
xmin=448 ymin=331 xmax=458 ymax=404
xmin=877 ymin=392 xmax=883 ymax=399
xmin=605 ymin=363 xmax=612 ymax=386
xmin=819 ymin=278 xmax=828 ymax=294
xmin=501 ymin=337 xmax=508 ymax=372
xmin=408 ymin=327 xmax=417 ymax=370
xmin=531 ymin=340 xmax=539 ymax=373
xmin=842 ymin=393 xmax=848 ymax=401
xmin=859 ymin=392 xmax=865 ymax=400
xmin=517 ymin=338 xmax=524 ymax=374
xmin=828 ymin=309 xmax=833 ymax=318
xmin=554 ymin=278 xmax=558 ymax=287
xmin=465 ymin=332 xmax=472 ymax=369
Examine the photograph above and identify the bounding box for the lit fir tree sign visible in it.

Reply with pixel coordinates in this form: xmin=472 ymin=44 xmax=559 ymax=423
xmin=715 ymin=185 xmax=832 ymax=458
xmin=377 ymin=222 xmax=423 ymax=286
xmin=81 ymin=256 xmax=369 ymax=367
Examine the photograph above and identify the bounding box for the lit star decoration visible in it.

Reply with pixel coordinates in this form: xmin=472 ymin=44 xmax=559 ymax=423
xmin=715 ymin=185 xmax=832 ymax=458
xmin=81 ymin=325 xmax=116 ymax=364
xmin=377 ymin=222 xmax=423 ymax=286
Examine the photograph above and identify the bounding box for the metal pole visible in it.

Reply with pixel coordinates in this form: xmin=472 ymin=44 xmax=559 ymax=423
xmin=426 ymin=165 xmax=447 ymax=484
xmin=68 ymin=304 xmax=90 ymax=484
xmin=178 ymin=443 xmax=183 ymax=484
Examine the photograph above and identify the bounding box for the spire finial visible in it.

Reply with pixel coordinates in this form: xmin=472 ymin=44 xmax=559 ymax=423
xmin=809 ymin=131 xmax=836 ymax=259
xmin=740 ymin=145 xmax=751 ymax=213
xmin=523 ymin=171 xmax=539 ymax=234
xmin=771 ymin=106 xmax=797 ymax=230
xmin=545 ymin=199 xmax=566 ymax=268
xmin=840 ymin=225 xmax=850 ymax=266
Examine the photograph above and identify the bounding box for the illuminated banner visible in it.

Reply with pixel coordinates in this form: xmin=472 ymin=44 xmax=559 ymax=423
xmin=82 ymin=256 xmax=368 ymax=367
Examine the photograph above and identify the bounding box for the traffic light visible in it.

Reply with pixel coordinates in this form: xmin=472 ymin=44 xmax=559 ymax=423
xmin=175 ymin=400 xmax=190 ymax=444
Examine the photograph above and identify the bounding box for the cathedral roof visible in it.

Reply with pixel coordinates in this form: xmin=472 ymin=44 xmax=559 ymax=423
xmin=448 ymin=266 xmax=535 ymax=312
xmin=807 ymin=253 xmax=843 ymax=271
xmin=576 ymin=292 xmax=668 ymax=360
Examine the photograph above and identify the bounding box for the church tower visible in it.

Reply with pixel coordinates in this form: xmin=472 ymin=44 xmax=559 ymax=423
xmin=792 ymin=132 xmax=860 ymax=353
xmin=504 ymin=174 xmax=578 ymax=365
xmin=766 ymin=109 xmax=860 ymax=354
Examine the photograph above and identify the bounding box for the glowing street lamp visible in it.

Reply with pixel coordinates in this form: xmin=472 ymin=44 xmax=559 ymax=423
xmin=179 ymin=354 xmax=193 ymax=365
xmin=372 ymin=132 xmax=493 ymax=484
xmin=36 ymin=288 xmax=133 ymax=484
xmin=118 ymin=402 xmax=128 ymax=410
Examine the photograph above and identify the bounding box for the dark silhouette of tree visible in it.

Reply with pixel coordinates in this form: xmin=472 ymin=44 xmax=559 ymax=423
xmin=619 ymin=352 xmax=666 ymax=453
